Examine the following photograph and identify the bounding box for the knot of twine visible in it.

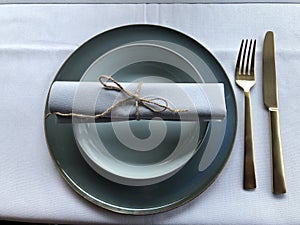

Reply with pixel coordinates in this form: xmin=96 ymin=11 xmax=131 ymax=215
xmin=47 ymin=75 xmax=187 ymax=120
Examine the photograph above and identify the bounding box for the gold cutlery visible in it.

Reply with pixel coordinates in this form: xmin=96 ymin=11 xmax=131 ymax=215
xmin=235 ymin=39 xmax=257 ymax=190
xmin=263 ymin=31 xmax=286 ymax=194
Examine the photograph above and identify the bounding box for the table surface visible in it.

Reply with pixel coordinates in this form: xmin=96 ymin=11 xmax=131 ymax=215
xmin=0 ymin=2 xmax=300 ymax=225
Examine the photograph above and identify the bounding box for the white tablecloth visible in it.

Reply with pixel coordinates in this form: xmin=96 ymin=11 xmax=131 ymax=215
xmin=0 ymin=3 xmax=300 ymax=224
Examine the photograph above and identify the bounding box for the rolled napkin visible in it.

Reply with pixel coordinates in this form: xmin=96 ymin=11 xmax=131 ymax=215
xmin=48 ymin=76 xmax=226 ymax=123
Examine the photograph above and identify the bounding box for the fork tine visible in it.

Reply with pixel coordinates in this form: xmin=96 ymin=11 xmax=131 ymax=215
xmin=246 ymin=40 xmax=253 ymax=75
xmin=250 ymin=40 xmax=256 ymax=75
xmin=235 ymin=39 xmax=244 ymax=74
xmin=241 ymin=39 xmax=248 ymax=74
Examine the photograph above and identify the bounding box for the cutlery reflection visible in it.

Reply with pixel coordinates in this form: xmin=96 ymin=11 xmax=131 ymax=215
xmin=235 ymin=39 xmax=257 ymax=190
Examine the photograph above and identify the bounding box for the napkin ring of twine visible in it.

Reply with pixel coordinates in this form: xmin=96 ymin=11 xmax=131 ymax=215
xmin=46 ymin=75 xmax=188 ymax=120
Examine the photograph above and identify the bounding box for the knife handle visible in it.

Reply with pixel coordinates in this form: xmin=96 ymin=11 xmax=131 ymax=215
xmin=243 ymin=91 xmax=256 ymax=190
xmin=269 ymin=109 xmax=286 ymax=194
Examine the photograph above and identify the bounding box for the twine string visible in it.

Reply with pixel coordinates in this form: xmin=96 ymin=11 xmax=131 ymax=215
xmin=46 ymin=75 xmax=187 ymax=120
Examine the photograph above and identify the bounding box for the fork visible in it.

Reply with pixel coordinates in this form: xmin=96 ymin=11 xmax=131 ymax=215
xmin=235 ymin=39 xmax=257 ymax=190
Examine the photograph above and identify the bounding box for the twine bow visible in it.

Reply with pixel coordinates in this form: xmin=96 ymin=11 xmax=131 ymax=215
xmin=46 ymin=75 xmax=187 ymax=120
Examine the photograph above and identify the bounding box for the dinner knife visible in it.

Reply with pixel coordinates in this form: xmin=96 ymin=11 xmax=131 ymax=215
xmin=263 ymin=31 xmax=286 ymax=194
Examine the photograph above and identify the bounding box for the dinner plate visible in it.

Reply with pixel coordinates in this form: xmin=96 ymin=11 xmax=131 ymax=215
xmin=44 ymin=24 xmax=237 ymax=215
xmin=73 ymin=42 xmax=206 ymax=186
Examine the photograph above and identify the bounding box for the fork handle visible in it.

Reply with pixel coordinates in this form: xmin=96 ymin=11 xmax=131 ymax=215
xmin=244 ymin=91 xmax=256 ymax=189
xmin=269 ymin=109 xmax=286 ymax=194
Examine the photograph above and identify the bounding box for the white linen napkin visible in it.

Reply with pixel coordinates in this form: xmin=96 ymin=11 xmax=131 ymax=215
xmin=48 ymin=80 xmax=226 ymax=122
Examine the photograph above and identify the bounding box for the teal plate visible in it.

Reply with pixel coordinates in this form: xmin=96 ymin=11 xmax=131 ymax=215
xmin=44 ymin=25 xmax=237 ymax=215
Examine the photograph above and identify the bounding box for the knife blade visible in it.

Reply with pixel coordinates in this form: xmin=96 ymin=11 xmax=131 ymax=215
xmin=263 ymin=31 xmax=286 ymax=194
